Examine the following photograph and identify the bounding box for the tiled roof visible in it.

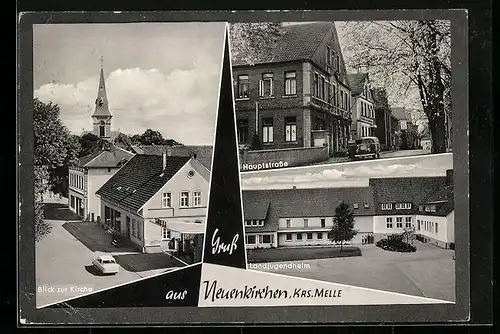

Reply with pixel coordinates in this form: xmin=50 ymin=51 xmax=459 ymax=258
xmin=78 ymin=150 xmax=103 ymax=167
xmin=95 ymin=154 xmax=191 ymax=212
xmin=77 ymin=145 xmax=134 ymax=168
xmin=370 ymin=176 xmax=448 ymax=215
xmin=133 ymin=145 xmax=213 ymax=170
xmin=417 ymin=185 xmax=454 ymax=216
xmin=242 ymin=187 xmax=374 ymax=233
xmin=346 ymin=73 xmax=368 ymax=96
xmin=232 ymin=22 xmax=334 ymax=66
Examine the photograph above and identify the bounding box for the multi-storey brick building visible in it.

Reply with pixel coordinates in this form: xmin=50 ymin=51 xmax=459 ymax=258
xmin=347 ymin=73 xmax=376 ymax=138
xmin=232 ymin=22 xmax=352 ymax=156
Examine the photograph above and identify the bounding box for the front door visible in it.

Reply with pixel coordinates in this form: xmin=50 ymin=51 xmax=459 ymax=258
xmin=126 ymin=217 xmax=131 ymax=238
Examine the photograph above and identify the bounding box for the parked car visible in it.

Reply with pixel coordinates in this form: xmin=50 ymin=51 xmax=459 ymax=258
xmin=348 ymin=137 xmax=381 ymax=160
xmin=92 ymin=255 xmax=119 ymax=275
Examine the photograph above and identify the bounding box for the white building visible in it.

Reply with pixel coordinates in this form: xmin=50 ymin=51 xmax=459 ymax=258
xmin=95 ymin=151 xmax=210 ymax=256
xmin=242 ymin=170 xmax=455 ymax=250
xmin=68 ymin=145 xmax=134 ymax=221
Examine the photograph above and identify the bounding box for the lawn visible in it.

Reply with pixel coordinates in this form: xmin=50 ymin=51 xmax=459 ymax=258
xmin=247 ymin=246 xmax=361 ymax=263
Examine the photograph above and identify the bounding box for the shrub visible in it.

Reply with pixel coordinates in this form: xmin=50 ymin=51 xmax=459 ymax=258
xmin=376 ymin=234 xmax=416 ymax=253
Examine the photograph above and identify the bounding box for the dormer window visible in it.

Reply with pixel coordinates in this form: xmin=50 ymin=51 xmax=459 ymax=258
xmin=381 ymin=203 xmax=393 ymax=210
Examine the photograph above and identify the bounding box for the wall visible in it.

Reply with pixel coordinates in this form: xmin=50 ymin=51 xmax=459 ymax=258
xmin=415 ymin=214 xmax=451 ymax=248
xmin=143 ymin=159 xmax=209 ymax=222
xmin=245 ymin=232 xmax=278 ymax=249
xmin=100 ymin=199 xmax=144 ymax=249
xmin=241 ymin=146 xmax=328 ymax=171
xmin=446 ymin=211 xmax=454 ymax=244
xmin=373 ymin=215 xmax=416 ymax=241
xmin=86 ymin=167 xmax=119 ymax=221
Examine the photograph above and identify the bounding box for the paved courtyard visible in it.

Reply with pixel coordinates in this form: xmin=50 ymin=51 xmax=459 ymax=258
xmin=36 ymin=216 xmax=185 ymax=308
xmin=251 ymin=241 xmax=456 ymax=302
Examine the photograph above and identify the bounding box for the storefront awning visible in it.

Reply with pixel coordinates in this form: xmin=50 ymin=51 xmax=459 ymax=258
xmin=167 ymin=221 xmax=206 ymax=234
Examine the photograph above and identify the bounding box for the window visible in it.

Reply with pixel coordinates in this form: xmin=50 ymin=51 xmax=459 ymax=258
xmin=317 ymin=232 xmax=323 ymax=239
xmin=284 ymin=71 xmax=296 ymax=95
xmin=237 ymin=75 xmax=249 ymax=98
xmin=405 ymin=222 xmax=412 ymax=228
xmin=285 ymin=219 xmax=291 ymax=228
xmin=406 ymin=217 xmax=412 ymax=223
xmin=303 ymin=219 xmax=309 ymax=228
xmin=326 ymin=46 xmax=331 ymax=66
xmin=180 ymin=191 xmax=190 ymax=208
xmin=296 ymin=233 xmax=303 ymax=240
xmin=285 ymin=117 xmax=297 ymax=142
xmin=237 ymin=119 xmax=249 ymax=144
xmin=262 ymin=235 xmax=272 ymax=243
xmin=319 ymin=76 xmax=325 ymax=100
xmin=162 ymin=192 xmax=171 ymax=208
xmin=99 ymin=120 xmax=105 ymax=137
xmin=325 ymin=80 xmax=330 ymax=102
xmin=70 ymin=195 xmax=75 ymax=209
xmin=364 ymin=202 xmax=370 ymax=209
xmin=137 ymin=221 xmax=141 ymax=240
xmin=435 ymin=223 xmax=439 ymax=233
xmin=320 ymin=218 xmax=326 ymax=228
xmin=162 ymin=227 xmax=171 ymax=240
xmin=381 ymin=203 xmax=393 ymax=210
xmin=262 ymin=118 xmax=274 ymax=143
xmin=395 ymin=203 xmax=412 ymax=210
xmin=313 ymin=73 xmax=319 ymax=97
xmin=259 ymin=73 xmax=273 ymax=97
xmin=307 ymin=233 xmax=313 ymax=240
xmin=396 ymin=217 xmax=403 ymax=223
xmin=246 ymin=235 xmax=256 ymax=244
xmin=336 ymin=54 xmax=340 ymax=72
xmin=397 ymin=222 xmax=403 ymax=228
xmin=332 ymin=83 xmax=337 ymax=106
xmin=353 ymin=203 xmax=359 ymax=209
xmin=386 ymin=217 xmax=393 ymax=228
xmin=285 ymin=233 xmax=292 ymax=241
xmin=193 ymin=191 xmax=202 ymax=207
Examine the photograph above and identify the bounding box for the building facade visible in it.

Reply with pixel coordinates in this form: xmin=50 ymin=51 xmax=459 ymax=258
xmin=96 ymin=152 xmax=210 ymax=256
xmin=372 ymin=87 xmax=392 ymax=151
xmin=232 ymin=22 xmax=352 ymax=156
xmin=68 ymin=145 xmax=135 ymax=221
xmin=242 ymin=170 xmax=455 ymax=250
xmin=347 ymin=73 xmax=376 ymax=138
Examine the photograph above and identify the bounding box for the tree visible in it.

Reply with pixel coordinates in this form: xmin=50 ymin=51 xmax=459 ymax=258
xmin=400 ymin=130 xmax=409 ymax=150
xmin=337 ymin=20 xmax=451 ymax=153
xmin=33 ymin=98 xmax=79 ymax=240
xmin=114 ymin=132 xmax=133 ymax=150
xmin=78 ymin=132 xmax=108 ymax=158
xmin=330 ymin=202 xmax=358 ymax=251
xmin=139 ymin=129 xmax=166 ymax=145
xmin=229 ymin=23 xmax=283 ymax=66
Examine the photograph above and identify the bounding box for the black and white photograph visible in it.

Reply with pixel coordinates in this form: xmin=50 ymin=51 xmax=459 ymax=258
xmin=33 ymin=22 xmax=224 ymax=307
xmin=18 ymin=8 xmax=480 ymax=326
xmin=232 ymin=21 xmax=452 ymax=171
xmin=236 ymin=21 xmax=457 ymax=303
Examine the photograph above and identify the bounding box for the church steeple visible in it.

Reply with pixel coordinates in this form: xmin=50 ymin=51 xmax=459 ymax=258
xmin=92 ymin=57 xmax=112 ymax=139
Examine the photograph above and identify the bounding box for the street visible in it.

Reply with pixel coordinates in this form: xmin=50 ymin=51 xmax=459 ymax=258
xmin=241 ymin=152 xmax=453 ymax=190
xmin=251 ymin=241 xmax=455 ymax=302
xmin=317 ymin=149 xmax=433 ymax=166
xmin=36 ymin=204 xmax=186 ymax=307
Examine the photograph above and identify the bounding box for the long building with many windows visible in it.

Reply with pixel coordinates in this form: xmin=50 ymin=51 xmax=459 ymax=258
xmin=242 ymin=170 xmax=455 ymax=249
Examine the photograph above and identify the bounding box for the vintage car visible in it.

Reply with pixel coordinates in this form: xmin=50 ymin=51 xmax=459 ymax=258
xmin=92 ymin=255 xmax=119 ymax=275
xmin=348 ymin=137 xmax=381 ymax=160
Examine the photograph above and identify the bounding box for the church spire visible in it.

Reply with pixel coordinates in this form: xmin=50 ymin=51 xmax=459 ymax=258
xmin=92 ymin=56 xmax=112 ymax=118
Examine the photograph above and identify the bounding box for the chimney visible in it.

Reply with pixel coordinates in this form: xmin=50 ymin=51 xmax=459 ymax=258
xmin=162 ymin=151 xmax=167 ymax=170
xmin=446 ymin=169 xmax=454 ymax=185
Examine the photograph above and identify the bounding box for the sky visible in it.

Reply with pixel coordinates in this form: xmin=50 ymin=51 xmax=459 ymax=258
xmin=33 ymin=22 xmax=226 ymax=145
xmin=241 ymin=154 xmax=453 ymax=190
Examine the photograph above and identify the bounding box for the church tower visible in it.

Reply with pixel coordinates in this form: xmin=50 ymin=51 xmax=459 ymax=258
xmin=92 ymin=57 xmax=112 ymax=139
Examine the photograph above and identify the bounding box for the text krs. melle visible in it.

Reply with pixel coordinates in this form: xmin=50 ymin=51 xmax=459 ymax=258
xmin=211 ymin=228 xmax=239 ymax=255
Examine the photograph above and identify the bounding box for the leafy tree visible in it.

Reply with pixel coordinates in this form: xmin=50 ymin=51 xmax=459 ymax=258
xmin=114 ymin=132 xmax=133 ymax=150
xmin=229 ymin=23 xmax=283 ymax=66
xmin=139 ymin=129 xmax=165 ymax=145
xmin=330 ymin=202 xmax=358 ymax=251
xmin=400 ymin=130 xmax=409 ymax=150
xmin=129 ymin=134 xmax=142 ymax=145
xmin=33 ymin=98 xmax=79 ymax=240
xmin=338 ymin=20 xmax=451 ymax=153
xmin=78 ymin=132 xmax=107 ymax=157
